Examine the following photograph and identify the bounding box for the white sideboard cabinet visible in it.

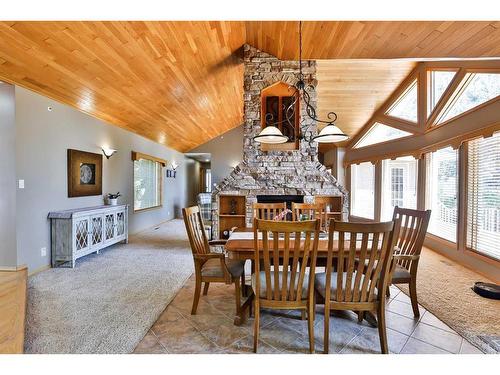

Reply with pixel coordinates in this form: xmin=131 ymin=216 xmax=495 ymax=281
xmin=48 ymin=205 xmax=128 ymax=268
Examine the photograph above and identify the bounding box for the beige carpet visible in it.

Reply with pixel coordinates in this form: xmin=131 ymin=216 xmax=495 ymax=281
xmin=25 ymin=219 xmax=193 ymax=354
xmin=397 ymin=248 xmax=500 ymax=354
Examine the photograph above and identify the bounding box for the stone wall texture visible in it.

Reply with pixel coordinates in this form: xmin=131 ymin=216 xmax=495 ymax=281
xmin=212 ymin=44 xmax=348 ymax=237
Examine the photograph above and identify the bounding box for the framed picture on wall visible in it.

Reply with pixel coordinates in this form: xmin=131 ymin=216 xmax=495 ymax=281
xmin=67 ymin=149 xmax=103 ymax=197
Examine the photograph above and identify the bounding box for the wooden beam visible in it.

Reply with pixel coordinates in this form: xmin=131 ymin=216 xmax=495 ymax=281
xmin=375 ymin=114 xmax=422 ymax=134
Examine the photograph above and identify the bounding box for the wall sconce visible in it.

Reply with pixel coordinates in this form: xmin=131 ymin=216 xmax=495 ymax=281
xmin=102 ymin=147 xmax=117 ymax=159
xmin=166 ymin=161 xmax=178 ymax=178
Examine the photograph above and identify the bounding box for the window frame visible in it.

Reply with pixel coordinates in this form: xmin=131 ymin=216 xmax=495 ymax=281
xmin=434 ymin=69 xmax=500 ymax=128
xmin=131 ymin=151 xmax=166 ymax=213
xmin=349 ymin=161 xmax=376 ymax=221
xmin=463 ymin=136 xmax=500 ymax=262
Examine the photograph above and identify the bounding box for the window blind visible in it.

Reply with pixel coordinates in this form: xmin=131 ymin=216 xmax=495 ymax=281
xmin=350 ymin=162 xmax=375 ymax=219
xmin=134 ymin=158 xmax=162 ymax=211
xmin=426 ymin=147 xmax=458 ymax=242
xmin=467 ymin=133 xmax=500 ymax=260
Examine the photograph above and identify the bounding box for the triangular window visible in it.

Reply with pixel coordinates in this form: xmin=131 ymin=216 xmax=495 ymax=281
xmin=438 ymin=73 xmax=500 ymax=124
xmin=428 ymin=70 xmax=456 ymax=115
xmin=354 ymin=122 xmax=413 ymax=149
xmin=386 ymin=80 xmax=418 ymax=123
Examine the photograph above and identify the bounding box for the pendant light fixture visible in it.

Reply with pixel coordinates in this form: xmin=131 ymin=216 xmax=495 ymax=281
xmin=254 ymin=21 xmax=349 ymax=145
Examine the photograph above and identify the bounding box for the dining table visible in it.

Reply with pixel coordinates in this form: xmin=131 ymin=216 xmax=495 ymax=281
xmin=224 ymin=227 xmax=380 ymax=326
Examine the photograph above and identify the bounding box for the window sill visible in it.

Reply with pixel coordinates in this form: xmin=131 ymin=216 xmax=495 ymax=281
xmin=133 ymin=205 xmax=163 ymax=214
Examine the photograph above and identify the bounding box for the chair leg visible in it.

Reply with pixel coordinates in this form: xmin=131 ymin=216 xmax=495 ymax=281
xmin=301 ymin=310 xmax=307 ymax=320
xmin=234 ymin=277 xmax=242 ymax=323
xmin=357 ymin=311 xmax=365 ymax=323
xmin=191 ymin=275 xmax=202 ymax=315
xmin=409 ymin=277 xmax=420 ymax=317
xmin=377 ymin=306 xmax=389 ymax=354
xmin=323 ymin=303 xmax=330 ymax=354
xmin=203 ymin=282 xmax=210 ymax=296
xmin=386 ymin=285 xmax=391 ymax=298
xmin=253 ymin=299 xmax=260 ymax=353
xmin=307 ymin=303 xmax=315 ymax=353
xmin=241 ymin=271 xmax=247 ymax=297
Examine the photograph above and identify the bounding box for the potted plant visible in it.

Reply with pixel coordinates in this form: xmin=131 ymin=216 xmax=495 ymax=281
xmin=107 ymin=192 xmax=121 ymax=206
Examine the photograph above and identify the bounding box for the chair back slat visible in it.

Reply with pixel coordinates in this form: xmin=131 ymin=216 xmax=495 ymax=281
xmin=326 ymin=220 xmax=400 ymax=304
xmin=182 ymin=206 xmax=209 ymax=256
xmin=392 ymin=207 xmax=431 ymax=270
xmin=253 ymin=203 xmax=287 ymax=221
xmin=254 ymin=218 xmax=321 ymax=302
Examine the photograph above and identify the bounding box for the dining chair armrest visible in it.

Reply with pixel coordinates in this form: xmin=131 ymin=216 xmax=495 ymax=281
xmin=393 ymin=254 xmax=420 ymax=262
xmin=194 ymin=253 xmax=225 ymax=261
xmin=208 ymin=240 xmax=228 ymax=246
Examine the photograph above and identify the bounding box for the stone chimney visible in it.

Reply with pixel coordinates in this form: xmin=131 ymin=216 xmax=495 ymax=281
xmin=212 ymin=44 xmax=348 ymax=238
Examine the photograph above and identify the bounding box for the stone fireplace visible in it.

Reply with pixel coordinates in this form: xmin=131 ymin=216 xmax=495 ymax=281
xmin=211 ymin=44 xmax=348 ymax=239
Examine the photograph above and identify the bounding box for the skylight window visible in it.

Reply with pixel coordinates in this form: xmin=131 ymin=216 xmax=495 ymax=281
xmin=386 ymin=80 xmax=418 ymax=122
xmin=438 ymin=73 xmax=500 ymax=124
xmin=354 ymin=122 xmax=412 ymax=149
xmin=428 ymin=70 xmax=456 ymax=115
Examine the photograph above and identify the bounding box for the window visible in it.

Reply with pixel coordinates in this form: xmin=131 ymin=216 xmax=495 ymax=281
xmin=354 ymin=122 xmax=412 ymax=149
xmin=350 ymin=162 xmax=375 ymax=219
xmin=391 ymin=168 xmax=404 ymax=207
xmin=381 ymin=156 xmax=418 ymax=221
xmin=438 ymin=73 xmax=500 ymax=124
xmin=204 ymin=168 xmax=212 ymax=193
xmin=467 ymin=133 xmax=500 ymax=260
xmin=261 ymin=81 xmax=299 ymax=149
xmin=386 ymin=80 xmax=418 ymax=122
xmin=426 ymin=147 xmax=458 ymax=242
xmin=133 ymin=155 xmax=163 ymax=211
xmin=428 ymin=70 xmax=456 ymax=115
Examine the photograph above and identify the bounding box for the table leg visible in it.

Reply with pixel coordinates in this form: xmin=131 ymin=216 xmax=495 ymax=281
xmin=234 ymin=287 xmax=254 ymax=326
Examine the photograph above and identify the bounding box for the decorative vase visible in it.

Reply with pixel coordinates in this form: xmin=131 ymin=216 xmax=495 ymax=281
xmin=109 ymin=198 xmax=118 ymax=206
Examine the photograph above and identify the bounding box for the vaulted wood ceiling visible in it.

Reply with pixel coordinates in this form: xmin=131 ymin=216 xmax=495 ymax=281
xmin=0 ymin=21 xmax=499 ymax=152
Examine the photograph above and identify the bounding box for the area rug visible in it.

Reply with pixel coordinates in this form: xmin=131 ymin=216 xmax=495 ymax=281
xmin=397 ymin=247 xmax=500 ymax=354
xmin=25 ymin=219 xmax=193 ymax=354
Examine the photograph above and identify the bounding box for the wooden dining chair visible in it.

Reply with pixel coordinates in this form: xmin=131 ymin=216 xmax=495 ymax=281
xmin=292 ymin=202 xmax=324 ymax=224
xmin=388 ymin=207 xmax=431 ymax=317
xmin=253 ymin=202 xmax=287 ymax=221
xmin=316 ymin=219 xmax=400 ymax=354
xmin=182 ymin=206 xmax=246 ymax=318
xmin=252 ymin=218 xmax=321 ymax=353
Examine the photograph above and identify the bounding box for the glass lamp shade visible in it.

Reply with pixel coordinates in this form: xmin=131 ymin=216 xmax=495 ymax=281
xmin=254 ymin=126 xmax=288 ymax=144
xmin=313 ymin=124 xmax=349 ymax=143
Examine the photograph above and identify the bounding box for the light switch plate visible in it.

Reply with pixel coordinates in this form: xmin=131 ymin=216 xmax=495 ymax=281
xmin=18 ymin=179 xmax=25 ymax=189
xmin=41 ymin=247 xmax=47 ymax=257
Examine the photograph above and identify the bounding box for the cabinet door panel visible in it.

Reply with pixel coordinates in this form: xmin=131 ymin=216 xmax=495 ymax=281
xmin=116 ymin=210 xmax=126 ymax=238
xmin=104 ymin=213 xmax=116 ymax=242
xmin=91 ymin=215 xmax=104 ymax=247
xmin=74 ymin=217 xmax=90 ymax=252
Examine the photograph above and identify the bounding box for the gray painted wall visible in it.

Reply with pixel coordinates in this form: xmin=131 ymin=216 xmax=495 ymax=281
xmin=185 ymin=158 xmax=201 ymax=206
xmin=191 ymin=125 xmax=243 ymax=187
xmin=15 ymin=86 xmax=189 ymax=272
xmin=0 ymin=83 xmax=17 ymax=268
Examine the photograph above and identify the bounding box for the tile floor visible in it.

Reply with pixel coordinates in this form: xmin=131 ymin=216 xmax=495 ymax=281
xmin=134 ymin=275 xmax=483 ymax=354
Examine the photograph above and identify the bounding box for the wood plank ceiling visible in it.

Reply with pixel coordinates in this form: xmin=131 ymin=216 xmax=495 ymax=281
xmin=0 ymin=21 xmax=499 ymax=152
xmin=316 ymin=60 xmax=417 ymax=148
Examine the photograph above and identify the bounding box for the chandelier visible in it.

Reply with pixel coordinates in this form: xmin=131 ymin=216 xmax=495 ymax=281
xmin=254 ymin=21 xmax=349 ymax=145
